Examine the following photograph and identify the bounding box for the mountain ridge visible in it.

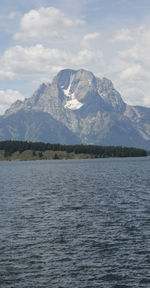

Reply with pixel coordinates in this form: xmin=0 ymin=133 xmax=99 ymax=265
xmin=1 ymin=68 xmax=150 ymax=149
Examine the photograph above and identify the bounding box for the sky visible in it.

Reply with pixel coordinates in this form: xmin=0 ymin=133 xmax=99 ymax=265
xmin=0 ymin=0 xmax=150 ymax=114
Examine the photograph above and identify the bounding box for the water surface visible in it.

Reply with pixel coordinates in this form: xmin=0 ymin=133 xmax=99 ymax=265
xmin=0 ymin=157 xmax=150 ymax=287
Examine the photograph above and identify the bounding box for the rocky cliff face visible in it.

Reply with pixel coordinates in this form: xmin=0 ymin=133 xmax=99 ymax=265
xmin=1 ymin=69 xmax=150 ymax=149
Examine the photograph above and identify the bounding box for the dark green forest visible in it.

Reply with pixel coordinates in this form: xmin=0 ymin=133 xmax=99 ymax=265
xmin=0 ymin=140 xmax=147 ymax=158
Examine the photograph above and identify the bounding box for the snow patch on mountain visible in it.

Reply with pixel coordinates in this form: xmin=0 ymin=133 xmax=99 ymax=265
xmin=64 ymin=97 xmax=83 ymax=110
xmin=62 ymin=75 xmax=83 ymax=110
xmin=63 ymin=88 xmax=83 ymax=110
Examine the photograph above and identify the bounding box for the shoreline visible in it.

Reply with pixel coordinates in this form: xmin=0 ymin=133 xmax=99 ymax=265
xmin=0 ymin=149 xmax=148 ymax=162
xmin=0 ymin=141 xmax=147 ymax=161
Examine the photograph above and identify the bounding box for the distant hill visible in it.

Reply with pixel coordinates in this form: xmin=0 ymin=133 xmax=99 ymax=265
xmin=0 ymin=69 xmax=150 ymax=149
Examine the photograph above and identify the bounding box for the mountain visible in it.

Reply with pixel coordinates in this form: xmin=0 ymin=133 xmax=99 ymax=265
xmin=0 ymin=68 xmax=150 ymax=149
xmin=0 ymin=110 xmax=80 ymax=144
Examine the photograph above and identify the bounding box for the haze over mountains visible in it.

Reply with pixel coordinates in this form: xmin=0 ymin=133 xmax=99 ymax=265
xmin=0 ymin=69 xmax=150 ymax=149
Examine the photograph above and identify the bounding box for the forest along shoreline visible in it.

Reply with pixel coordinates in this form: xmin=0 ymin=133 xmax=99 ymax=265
xmin=0 ymin=141 xmax=148 ymax=161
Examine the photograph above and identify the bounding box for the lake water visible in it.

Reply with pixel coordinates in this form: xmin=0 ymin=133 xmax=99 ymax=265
xmin=0 ymin=157 xmax=150 ymax=288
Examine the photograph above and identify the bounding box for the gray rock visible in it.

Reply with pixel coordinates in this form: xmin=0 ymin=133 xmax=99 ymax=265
xmin=2 ymin=69 xmax=150 ymax=149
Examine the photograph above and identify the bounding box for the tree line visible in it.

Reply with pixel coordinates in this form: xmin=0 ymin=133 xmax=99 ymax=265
xmin=0 ymin=140 xmax=147 ymax=158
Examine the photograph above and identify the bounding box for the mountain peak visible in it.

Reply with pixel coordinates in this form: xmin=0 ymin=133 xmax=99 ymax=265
xmin=2 ymin=68 xmax=150 ymax=149
xmin=54 ymin=68 xmax=95 ymax=87
xmin=4 ymin=68 xmax=126 ymax=116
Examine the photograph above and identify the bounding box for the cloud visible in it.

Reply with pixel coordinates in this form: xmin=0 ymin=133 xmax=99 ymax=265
xmin=14 ymin=6 xmax=85 ymax=41
xmin=0 ymin=89 xmax=25 ymax=114
xmin=83 ymin=32 xmax=100 ymax=41
xmin=71 ymin=49 xmax=103 ymax=67
xmin=0 ymin=44 xmax=104 ymax=80
xmin=0 ymin=42 xmax=104 ymax=113
xmin=119 ymin=64 xmax=142 ymax=80
xmin=109 ymin=25 xmax=150 ymax=107
xmin=0 ymin=45 xmax=68 ymax=79
xmin=82 ymin=32 xmax=100 ymax=47
xmin=111 ymin=28 xmax=133 ymax=42
xmin=111 ymin=26 xmax=146 ymax=43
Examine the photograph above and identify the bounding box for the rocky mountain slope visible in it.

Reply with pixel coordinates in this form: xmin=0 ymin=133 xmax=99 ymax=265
xmin=0 ymin=69 xmax=150 ymax=149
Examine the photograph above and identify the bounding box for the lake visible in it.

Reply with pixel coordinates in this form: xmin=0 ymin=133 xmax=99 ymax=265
xmin=0 ymin=157 xmax=150 ymax=288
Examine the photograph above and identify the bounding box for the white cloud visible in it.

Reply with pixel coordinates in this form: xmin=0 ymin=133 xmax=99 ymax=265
xmin=0 ymin=44 xmax=104 ymax=80
xmin=14 ymin=6 xmax=85 ymax=41
xmin=119 ymin=64 xmax=142 ymax=80
xmin=0 ymin=45 xmax=67 ymax=78
xmin=0 ymin=89 xmax=25 ymax=115
xmin=111 ymin=28 xmax=133 ymax=42
xmin=111 ymin=26 xmax=146 ymax=43
xmin=0 ymin=43 xmax=104 ymax=113
xmin=82 ymin=32 xmax=100 ymax=47
xmin=109 ymin=25 xmax=150 ymax=107
xmin=71 ymin=49 xmax=103 ymax=67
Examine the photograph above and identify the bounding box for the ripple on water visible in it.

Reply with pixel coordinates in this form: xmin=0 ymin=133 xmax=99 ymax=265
xmin=0 ymin=157 xmax=150 ymax=288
